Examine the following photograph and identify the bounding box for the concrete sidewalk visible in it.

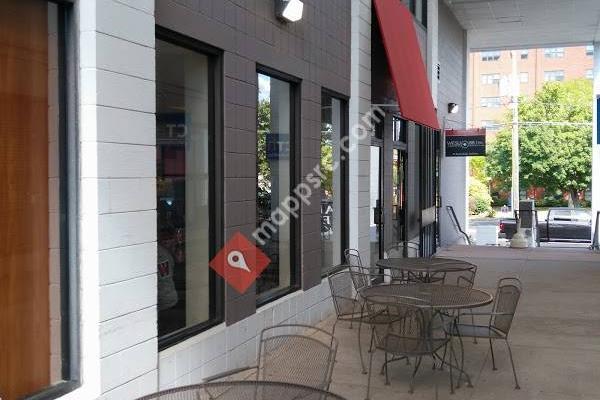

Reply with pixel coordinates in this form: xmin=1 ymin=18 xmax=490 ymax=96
xmin=323 ymin=245 xmax=600 ymax=400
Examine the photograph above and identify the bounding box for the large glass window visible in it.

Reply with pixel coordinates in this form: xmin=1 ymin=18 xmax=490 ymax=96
xmin=256 ymin=72 xmax=297 ymax=300
xmin=481 ymin=51 xmax=501 ymax=61
xmin=481 ymin=73 xmax=501 ymax=85
xmin=156 ymin=37 xmax=221 ymax=341
xmin=544 ymin=47 xmax=564 ymax=58
xmin=544 ymin=70 xmax=565 ymax=82
xmin=1 ymin=1 xmax=77 ymax=398
xmin=320 ymin=93 xmax=346 ymax=274
xmin=480 ymin=97 xmax=502 ymax=108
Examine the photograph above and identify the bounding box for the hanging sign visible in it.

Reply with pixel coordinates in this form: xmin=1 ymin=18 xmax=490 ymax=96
xmin=445 ymin=128 xmax=486 ymax=157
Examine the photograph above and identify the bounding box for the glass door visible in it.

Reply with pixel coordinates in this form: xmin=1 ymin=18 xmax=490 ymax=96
xmin=392 ymin=148 xmax=407 ymax=243
xmin=370 ymin=145 xmax=383 ymax=261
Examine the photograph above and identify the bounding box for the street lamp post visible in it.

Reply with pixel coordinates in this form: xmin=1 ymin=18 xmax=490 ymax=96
xmin=511 ymin=50 xmax=520 ymax=212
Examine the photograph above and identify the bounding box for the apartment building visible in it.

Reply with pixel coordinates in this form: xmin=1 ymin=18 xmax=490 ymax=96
xmin=469 ymin=46 xmax=594 ymax=133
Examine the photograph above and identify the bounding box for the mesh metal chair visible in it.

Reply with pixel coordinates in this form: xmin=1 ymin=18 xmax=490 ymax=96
xmin=205 ymin=324 xmax=338 ymax=391
xmin=384 ymin=241 xmax=420 ymax=258
xmin=449 ymin=277 xmax=523 ymax=389
xmin=327 ymin=266 xmax=364 ymax=336
xmin=363 ymin=295 xmax=457 ymax=397
xmin=344 ymin=248 xmax=383 ymax=290
xmin=383 ymin=242 xmax=420 ymax=283
xmin=138 ymin=381 xmax=346 ymax=400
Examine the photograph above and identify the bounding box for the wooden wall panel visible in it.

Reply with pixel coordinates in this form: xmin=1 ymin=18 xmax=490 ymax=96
xmin=0 ymin=1 xmax=51 ymax=398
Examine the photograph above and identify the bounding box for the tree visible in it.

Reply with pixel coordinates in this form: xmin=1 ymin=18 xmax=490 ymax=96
xmin=486 ymin=79 xmax=592 ymax=206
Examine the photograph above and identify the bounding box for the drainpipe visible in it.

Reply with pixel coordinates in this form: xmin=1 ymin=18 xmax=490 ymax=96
xmin=592 ymin=42 xmax=600 ymax=241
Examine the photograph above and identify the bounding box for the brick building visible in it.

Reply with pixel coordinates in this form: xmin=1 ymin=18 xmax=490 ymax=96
xmin=469 ymin=46 xmax=594 ymax=134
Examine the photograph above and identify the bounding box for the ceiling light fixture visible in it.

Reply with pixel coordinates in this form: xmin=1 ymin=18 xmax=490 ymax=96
xmin=275 ymin=0 xmax=304 ymax=23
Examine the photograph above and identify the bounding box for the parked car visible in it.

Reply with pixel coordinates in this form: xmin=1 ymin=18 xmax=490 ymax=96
xmin=499 ymin=208 xmax=592 ymax=242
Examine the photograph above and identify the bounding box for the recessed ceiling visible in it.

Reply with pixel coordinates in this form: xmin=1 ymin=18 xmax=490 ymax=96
xmin=445 ymin=0 xmax=600 ymax=50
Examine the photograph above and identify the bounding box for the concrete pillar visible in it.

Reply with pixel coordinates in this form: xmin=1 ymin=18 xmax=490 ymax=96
xmin=592 ymin=42 xmax=600 ymax=239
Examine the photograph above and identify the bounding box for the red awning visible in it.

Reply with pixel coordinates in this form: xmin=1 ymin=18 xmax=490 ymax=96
xmin=373 ymin=0 xmax=440 ymax=130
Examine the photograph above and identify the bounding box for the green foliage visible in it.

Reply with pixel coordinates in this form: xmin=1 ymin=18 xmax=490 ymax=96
xmin=320 ymin=122 xmax=333 ymax=198
xmin=486 ymin=79 xmax=592 ymax=206
xmin=469 ymin=179 xmax=493 ymax=215
xmin=469 ymin=156 xmax=488 ymax=182
xmin=257 ymin=99 xmax=271 ymax=193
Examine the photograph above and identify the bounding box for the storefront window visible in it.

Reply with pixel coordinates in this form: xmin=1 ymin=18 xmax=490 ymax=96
xmin=320 ymin=93 xmax=346 ymax=274
xmin=1 ymin=1 xmax=76 ymax=398
xmin=156 ymin=37 xmax=221 ymax=341
xmin=256 ymin=72 xmax=296 ymax=300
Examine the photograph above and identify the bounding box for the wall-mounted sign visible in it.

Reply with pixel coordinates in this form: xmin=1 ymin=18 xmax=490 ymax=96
xmin=445 ymin=128 xmax=486 ymax=157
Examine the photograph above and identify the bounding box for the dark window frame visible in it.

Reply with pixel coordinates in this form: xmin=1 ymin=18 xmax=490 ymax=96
xmin=320 ymin=88 xmax=350 ymax=276
xmin=155 ymin=26 xmax=225 ymax=350
xmin=255 ymin=65 xmax=302 ymax=307
xmin=26 ymin=1 xmax=80 ymax=399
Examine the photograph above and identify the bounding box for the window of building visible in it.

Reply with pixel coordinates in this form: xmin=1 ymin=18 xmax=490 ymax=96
xmin=586 ymin=45 xmax=594 ymax=56
xmin=320 ymin=92 xmax=348 ymax=275
xmin=480 ymin=73 xmax=501 ymax=85
xmin=520 ymin=50 xmax=529 ymax=59
xmin=480 ymin=97 xmax=502 ymax=108
xmin=156 ymin=33 xmax=223 ymax=345
xmin=520 ymin=72 xmax=529 ymax=83
xmin=544 ymin=47 xmax=564 ymax=58
xmin=481 ymin=51 xmax=501 ymax=61
xmin=544 ymin=70 xmax=565 ymax=82
xmin=256 ymin=71 xmax=299 ymax=302
xmin=586 ymin=69 xmax=593 ymax=80
xmin=481 ymin=120 xmax=500 ymax=130
xmin=409 ymin=0 xmax=427 ymax=27
xmin=1 ymin=1 xmax=78 ymax=398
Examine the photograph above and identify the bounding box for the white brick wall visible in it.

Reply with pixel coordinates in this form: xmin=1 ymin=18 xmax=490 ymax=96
xmin=158 ymin=281 xmax=335 ymax=390
xmin=61 ymin=1 xmax=158 ymax=399
xmin=350 ymin=0 xmax=373 ymax=266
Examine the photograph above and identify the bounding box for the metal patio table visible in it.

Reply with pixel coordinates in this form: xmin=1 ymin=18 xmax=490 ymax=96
xmin=375 ymin=257 xmax=475 ymax=283
xmin=360 ymin=283 xmax=493 ymax=389
xmin=138 ymin=381 xmax=347 ymax=400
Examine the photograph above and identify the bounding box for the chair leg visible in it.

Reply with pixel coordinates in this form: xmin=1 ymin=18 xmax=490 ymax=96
xmin=409 ymin=356 xmax=423 ymax=394
xmin=470 ymin=310 xmax=478 ymax=344
xmin=489 ymin=338 xmax=497 ymax=371
xmin=358 ymin=318 xmax=366 ymax=374
xmin=365 ymin=328 xmax=376 ymax=400
xmin=505 ymin=339 xmax=521 ymax=390
xmin=448 ymin=342 xmax=455 ymax=395
xmin=384 ymin=352 xmax=390 ymax=385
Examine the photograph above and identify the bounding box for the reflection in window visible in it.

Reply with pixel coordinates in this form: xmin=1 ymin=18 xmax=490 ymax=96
xmin=256 ymin=73 xmax=294 ymax=299
xmin=156 ymin=38 xmax=216 ymax=338
xmin=392 ymin=149 xmax=406 ymax=243
xmin=0 ymin=1 xmax=73 ymax=398
xmin=321 ymin=94 xmax=343 ymax=273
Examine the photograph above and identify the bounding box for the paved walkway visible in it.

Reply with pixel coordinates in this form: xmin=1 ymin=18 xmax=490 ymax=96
xmin=322 ymin=245 xmax=600 ymax=400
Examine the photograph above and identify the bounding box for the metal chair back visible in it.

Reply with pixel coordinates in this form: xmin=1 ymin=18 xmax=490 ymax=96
xmin=258 ymin=324 xmax=338 ymax=390
xmin=327 ymin=266 xmax=359 ymax=319
xmin=344 ymin=248 xmax=363 ymax=266
xmin=384 ymin=241 xmax=420 ymax=258
xmin=490 ymin=277 xmax=522 ymax=336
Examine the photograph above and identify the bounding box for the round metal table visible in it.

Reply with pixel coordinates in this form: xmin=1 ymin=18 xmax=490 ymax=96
xmin=138 ymin=381 xmax=347 ymax=400
xmin=360 ymin=282 xmax=493 ymax=310
xmin=359 ymin=283 xmax=493 ymax=391
xmin=375 ymin=258 xmax=476 ymax=283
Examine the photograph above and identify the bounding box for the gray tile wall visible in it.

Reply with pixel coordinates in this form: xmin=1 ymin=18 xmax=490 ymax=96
xmin=156 ymin=0 xmax=351 ymax=324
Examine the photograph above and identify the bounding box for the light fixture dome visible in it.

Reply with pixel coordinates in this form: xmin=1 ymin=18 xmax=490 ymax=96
xmin=275 ymin=0 xmax=304 ymax=23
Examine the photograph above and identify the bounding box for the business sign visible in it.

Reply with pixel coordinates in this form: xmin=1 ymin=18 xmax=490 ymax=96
xmin=445 ymin=128 xmax=486 ymax=157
